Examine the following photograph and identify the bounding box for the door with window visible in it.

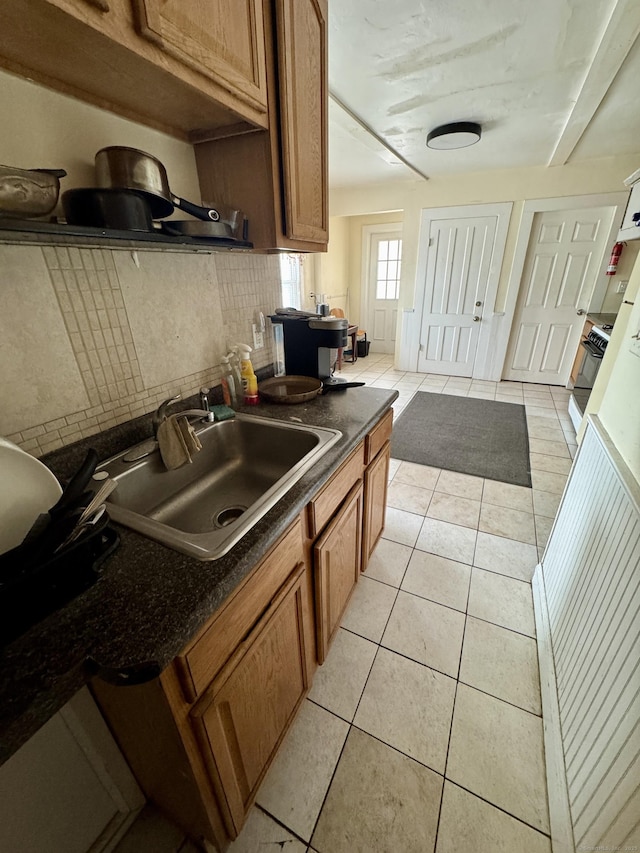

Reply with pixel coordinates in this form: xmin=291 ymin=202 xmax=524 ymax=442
xmin=364 ymin=230 xmax=402 ymax=354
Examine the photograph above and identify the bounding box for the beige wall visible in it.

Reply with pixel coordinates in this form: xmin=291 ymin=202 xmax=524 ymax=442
xmin=314 ymin=215 xmax=350 ymax=315
xmin=584 ymin=254 xmax=640 ymax=478
xmin=0 ymin=71 xmax=281 ymax=456
xmin=600 ymin=241 xmax=640 ymax=314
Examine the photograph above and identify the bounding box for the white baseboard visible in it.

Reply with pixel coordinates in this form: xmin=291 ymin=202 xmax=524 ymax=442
xmin=567 ymin=394 xmax=583 ymax=433
xmin=532 ymin=565 xmax=575 ymax=853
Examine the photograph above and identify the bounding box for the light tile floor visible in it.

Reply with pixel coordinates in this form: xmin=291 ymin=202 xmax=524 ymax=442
xmin=118 ymin=352 xmax=578 ymax=853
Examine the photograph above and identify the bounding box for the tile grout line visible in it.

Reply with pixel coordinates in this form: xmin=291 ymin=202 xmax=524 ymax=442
xmin=252 ymin=802 xmax=314 ymax=849
xmin=443 ymin=779 xmax=554 ymax=840
xmin=305 ymin=551 xmax=411 ymax=850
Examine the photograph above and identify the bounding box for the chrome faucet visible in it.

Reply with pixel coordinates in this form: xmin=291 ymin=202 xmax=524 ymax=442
xmin=153 ymin=394 xmax=216 ymax=438
xmin=152 ymin=393 xmax=182 ymax=438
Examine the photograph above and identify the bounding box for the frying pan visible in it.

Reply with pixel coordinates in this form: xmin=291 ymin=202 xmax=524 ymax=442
xmin=95 ymin=146 xmax=220 ymax=222
xmin=160 ymin=216 xmax=249 ymax=241
xmin=258 ymin=375 xmax=365 ymax=404
xmin=161 ymin=220 xmax=233 ymax=239
xmin=259 ymin=376 xmax=322 ymax=403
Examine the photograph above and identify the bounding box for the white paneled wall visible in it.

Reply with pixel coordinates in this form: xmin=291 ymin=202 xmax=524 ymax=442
xmin=537 ymin=416 xmax=640 ymax=851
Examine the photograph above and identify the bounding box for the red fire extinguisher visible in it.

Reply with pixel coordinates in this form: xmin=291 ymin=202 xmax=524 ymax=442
xmin=606 ymin=241 xmax=624 ymax=275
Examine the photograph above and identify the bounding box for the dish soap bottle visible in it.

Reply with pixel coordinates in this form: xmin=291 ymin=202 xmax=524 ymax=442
xmin=220 ymin=355 xmax=238 ymax=408
xmin=237 ymin=343 xmax=259 ymax=405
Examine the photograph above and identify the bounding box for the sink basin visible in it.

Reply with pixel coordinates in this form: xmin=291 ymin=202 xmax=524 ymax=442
xmin=97 ymin=413 xmax=341 ymax=560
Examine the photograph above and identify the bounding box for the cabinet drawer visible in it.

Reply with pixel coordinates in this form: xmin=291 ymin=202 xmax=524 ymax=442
xmin=175 ymin=517 xmax=304 ymax=701
xmin=365 ymin=409 xmax=393 ymax=464
xmin=307 ymin=442 xmax=365 ymax=538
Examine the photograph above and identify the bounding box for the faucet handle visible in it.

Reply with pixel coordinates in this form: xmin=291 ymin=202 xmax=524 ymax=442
xmin=200 ymin=386 xmax=211 ymax=410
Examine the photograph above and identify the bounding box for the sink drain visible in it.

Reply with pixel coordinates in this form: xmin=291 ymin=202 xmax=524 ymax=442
xmin=214 ymin=505 xmax=247 ymax=528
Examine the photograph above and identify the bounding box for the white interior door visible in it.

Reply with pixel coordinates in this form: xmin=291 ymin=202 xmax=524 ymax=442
xmin=504 ymin=207 xmax=614 ymax=384
xmin=365 ymin=231 xmax=402 ymax=354
xmin=417 ymin=216 xmax=497 ymax=376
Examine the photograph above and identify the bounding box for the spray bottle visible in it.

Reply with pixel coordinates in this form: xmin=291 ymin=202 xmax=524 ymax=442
xmin=237 ymin=343 xmax=259 ymax=405
xmin=228 ymin=347 xmax=243 ymax=398
xmin=220 ymin=355 xmax=238 ymax=408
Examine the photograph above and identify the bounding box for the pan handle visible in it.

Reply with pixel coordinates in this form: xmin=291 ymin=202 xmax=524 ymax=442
xmin=170 ymin=195 xmax=220 ymax=222
xmin=36 ymin=169 xmax=67 ymax=178
xmin=322 ymin=381 xmax=366 ymax=394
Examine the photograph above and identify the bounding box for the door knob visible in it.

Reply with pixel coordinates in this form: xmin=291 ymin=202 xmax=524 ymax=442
xmin=577 ymin=309 xmax=586 ymax=315
xmin=473 ymin=316 xmax=481 ymax=322
xmin=475 ymin=301 xmax=482 ymax=307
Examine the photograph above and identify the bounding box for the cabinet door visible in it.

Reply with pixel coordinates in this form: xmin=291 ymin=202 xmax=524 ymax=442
xmin=190 ymin=563 xmax=310 ymax=837
xmin=133 ymin=0 xmax=268 ymax=115
xmin=314 ymin=481 xmax=363 ymax=663
xmin=275 ymin=0 xmax=328 ymax=243
xmin=362 ymin=442 xmax=390 ymax=571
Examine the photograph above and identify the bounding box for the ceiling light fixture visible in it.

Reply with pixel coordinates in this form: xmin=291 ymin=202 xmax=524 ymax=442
xmin=426 ymin=121 xmax=482 ymax=150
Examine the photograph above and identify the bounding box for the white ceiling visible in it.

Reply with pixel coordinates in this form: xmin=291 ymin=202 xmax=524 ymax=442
xmin=327 ymin=0 xmax=640 ymax=188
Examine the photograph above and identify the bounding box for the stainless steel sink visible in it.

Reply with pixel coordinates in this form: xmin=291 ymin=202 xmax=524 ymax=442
xmin=97 ymin=413 xmax=341 ymax=560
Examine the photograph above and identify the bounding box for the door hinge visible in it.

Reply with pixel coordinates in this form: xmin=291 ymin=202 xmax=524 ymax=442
xmin=429 ymin=238 xmax=434 ymax=247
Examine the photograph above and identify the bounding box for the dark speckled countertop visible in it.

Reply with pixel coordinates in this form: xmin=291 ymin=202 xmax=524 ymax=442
xmin=0 ymin=386 xmax=397 ymax=763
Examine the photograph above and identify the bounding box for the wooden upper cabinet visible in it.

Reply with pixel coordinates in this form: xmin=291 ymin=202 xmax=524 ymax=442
xmin=275 ymin=0 xmax=328 ymax=243
xmin=132 ymin=0 xmax=268 ymax=117
xmin=193 ymin=0 xmax=328 ymax=250
xmin=0 ymin=0 xmax=269 ymax=140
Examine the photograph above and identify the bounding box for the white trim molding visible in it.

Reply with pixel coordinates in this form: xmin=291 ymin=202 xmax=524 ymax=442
xmin=532 ymin=566 xmax=575 ymax=853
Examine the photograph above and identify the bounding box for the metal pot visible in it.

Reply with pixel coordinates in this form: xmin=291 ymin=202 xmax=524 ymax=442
xmin=62 ymin=188 xmax=154 ymax=231
xmin=94 ymin=146 xmax=220 ymax=222
xmin=0 ymin=165 xmax=67 ymax=218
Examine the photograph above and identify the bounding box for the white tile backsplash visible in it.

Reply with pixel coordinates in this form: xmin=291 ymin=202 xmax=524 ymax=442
xmin=0 ymin=246 xmax=90 ymax=437
xmin=0 ymin=243 xmax=282 ymax=455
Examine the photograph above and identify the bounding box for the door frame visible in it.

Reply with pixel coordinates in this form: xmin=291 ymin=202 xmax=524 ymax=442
xmin=499 ymin=192 xmax=627 ymax=380
xmin=360 ymin=222 xmax=403 ymax=351
xmin=410 ymin=203 xmax=512 ymax=379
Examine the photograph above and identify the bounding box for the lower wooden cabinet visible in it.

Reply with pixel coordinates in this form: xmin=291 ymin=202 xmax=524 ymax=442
xmin=362 ymin=441 xmax=390 ymax=571
xmin=191 ymin=562 xmax=310 ymax=837
xmin=314 ymin=480 xmax=363 ymax=663
xmin=93 ymin=409 xmax=393 ymax=849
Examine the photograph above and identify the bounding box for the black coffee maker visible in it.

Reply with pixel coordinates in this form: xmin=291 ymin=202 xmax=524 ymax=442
xmin=270 ymin=308 xmax=352 ymax=386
